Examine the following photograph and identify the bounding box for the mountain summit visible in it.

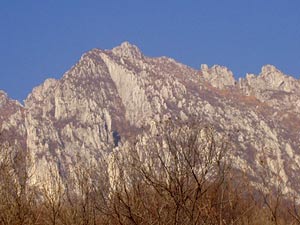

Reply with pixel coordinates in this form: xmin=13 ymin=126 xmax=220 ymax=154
xmin=112 ymin=41 xmax=143 ymax=59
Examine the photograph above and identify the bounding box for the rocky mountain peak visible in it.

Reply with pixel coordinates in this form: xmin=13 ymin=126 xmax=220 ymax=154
xmin=200 ymin=64 xmax=235 ymax=88
xmin=259 ymin=64 xmax=287 ymax=83
xmin=241 ymin=65 xmax=299 ymax=93
xmin=112 ymin=41 xmax=143 ymax=59
xmin=261 ymin=64 xmax=281 ymax=75
xmin=1 ymin=42 xmax=300 ymax=200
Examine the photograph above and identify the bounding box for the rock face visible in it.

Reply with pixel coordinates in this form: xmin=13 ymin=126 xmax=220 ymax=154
xmin=201 ymin=64 xmax=236 ymax=88
xmin=1 ymin=42 xmax=300 ymax=194
xmin=0 ymin=91 xmax=26 ymax=147
xmin=239 ymin=65 xmax=300 ymax=113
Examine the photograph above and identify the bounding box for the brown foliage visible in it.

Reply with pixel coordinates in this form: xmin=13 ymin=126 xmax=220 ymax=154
xmin=0 ymin=121 xmax=300 ymax=225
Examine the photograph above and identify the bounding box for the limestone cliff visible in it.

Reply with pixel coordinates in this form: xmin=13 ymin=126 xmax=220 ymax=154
xmin=1 ymin=42 xmax=300 ymax=194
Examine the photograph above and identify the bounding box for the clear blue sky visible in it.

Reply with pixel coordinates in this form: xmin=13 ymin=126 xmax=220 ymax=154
xmin=1 ymin=0 xmax=300 ymax=102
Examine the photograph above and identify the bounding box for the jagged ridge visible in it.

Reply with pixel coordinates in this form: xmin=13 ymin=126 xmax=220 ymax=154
xmin=1 ymin=42 xmax=300 ymax=194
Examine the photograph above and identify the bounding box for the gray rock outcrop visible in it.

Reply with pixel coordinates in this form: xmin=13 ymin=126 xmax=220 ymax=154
xmin=1 ymin=42 xmax=300 ymax=194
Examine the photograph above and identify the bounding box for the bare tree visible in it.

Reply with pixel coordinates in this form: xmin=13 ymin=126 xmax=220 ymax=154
xmin=0 ymin=143 xmax=38 ymax=225
xmin=256 ymin=148 xmax=289 ymax=225
xmin=105 ymin=119 xmax=243 ymax=225
xmin=41 ymin=163 xmax=65 ymax=225
xmin=1 ymin=122 xmax=299 ymax=225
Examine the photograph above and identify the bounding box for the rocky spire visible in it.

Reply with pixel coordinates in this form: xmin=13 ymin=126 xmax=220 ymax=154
xmin=200 ymin=64 xmax=235 ymax=88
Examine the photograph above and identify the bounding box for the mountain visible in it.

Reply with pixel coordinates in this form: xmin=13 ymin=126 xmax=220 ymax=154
xmin=1 ymin=42 xmax=300 ymax=194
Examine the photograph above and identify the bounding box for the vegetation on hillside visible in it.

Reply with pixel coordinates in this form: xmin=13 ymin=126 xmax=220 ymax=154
xmin=0 ymin=121 xmax=299 ymax=225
